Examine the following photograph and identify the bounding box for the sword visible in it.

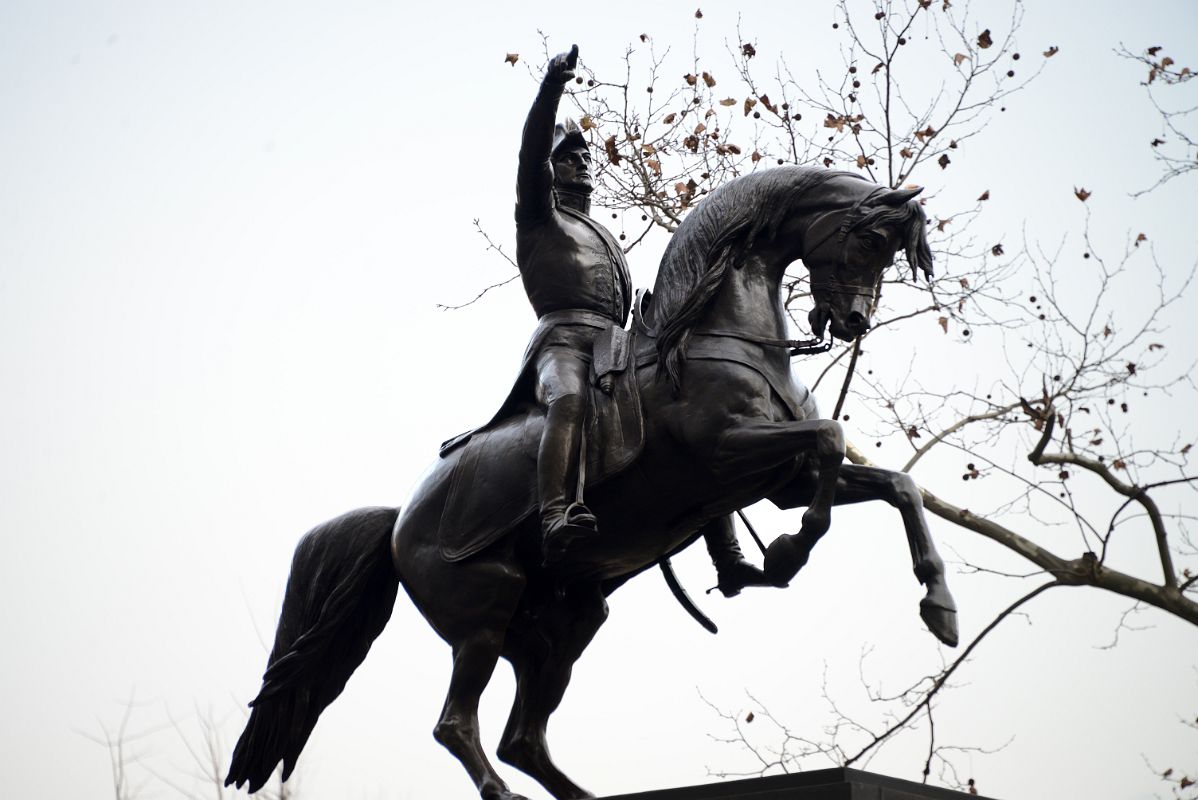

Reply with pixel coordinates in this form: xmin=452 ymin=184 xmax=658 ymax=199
xmin=659 ymin=558 xmax=718 ymax=635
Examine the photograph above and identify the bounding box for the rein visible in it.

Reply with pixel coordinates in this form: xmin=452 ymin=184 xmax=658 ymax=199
xmin=689 ymin=328 xmax=833 ymax=357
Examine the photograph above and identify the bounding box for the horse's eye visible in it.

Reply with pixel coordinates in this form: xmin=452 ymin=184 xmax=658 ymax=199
xmin=861 ymin=234 xmax=881 ymax=251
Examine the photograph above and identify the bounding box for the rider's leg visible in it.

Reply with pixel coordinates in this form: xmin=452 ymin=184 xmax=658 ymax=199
xmin=701 ymin=515 xmax=773 ymax=597
xmin=535 ymin=348 xmax=596 ymax=563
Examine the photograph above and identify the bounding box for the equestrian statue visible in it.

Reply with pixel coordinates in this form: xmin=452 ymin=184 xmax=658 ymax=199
xmin=227 ymin=44 xmax=959 ymax=800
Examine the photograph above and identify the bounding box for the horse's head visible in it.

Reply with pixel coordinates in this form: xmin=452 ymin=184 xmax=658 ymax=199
xmin=802 ymin=186 xmax=934 ymax=341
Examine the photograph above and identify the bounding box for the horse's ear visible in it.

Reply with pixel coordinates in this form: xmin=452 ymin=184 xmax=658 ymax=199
xmin=877 ymin=186 xmax=923 ymax=207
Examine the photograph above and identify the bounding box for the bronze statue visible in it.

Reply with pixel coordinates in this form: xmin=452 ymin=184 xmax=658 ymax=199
xmin=227 ymin=46 xmax=959 ymax=800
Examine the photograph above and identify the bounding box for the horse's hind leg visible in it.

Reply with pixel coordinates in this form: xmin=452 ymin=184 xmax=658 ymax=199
xmin=497 ymin=583 xmax=608 ymax=800
xmin=418 ymin=558 xmax=530 ymax=800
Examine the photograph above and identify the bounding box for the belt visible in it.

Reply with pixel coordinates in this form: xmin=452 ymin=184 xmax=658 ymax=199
xmin=536 ymin=309 xmax=621 ymax=329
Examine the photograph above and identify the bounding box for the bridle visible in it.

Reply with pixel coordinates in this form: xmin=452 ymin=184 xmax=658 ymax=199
xmin=699 ymin=188 xmax=886 ymax=356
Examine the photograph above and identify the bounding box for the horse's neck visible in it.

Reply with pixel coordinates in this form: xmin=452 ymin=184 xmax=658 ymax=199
xmin=702 ymin=253 xmax=792 ymax=344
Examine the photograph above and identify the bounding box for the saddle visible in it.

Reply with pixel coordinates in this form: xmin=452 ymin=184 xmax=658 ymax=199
xmin=435 ymin=324 xmax=643 ymax=562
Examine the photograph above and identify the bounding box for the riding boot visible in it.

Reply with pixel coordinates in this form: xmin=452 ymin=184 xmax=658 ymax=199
xmin=539 ymin=394 xmax=598 ymax=565
xmin=705 ymin=518 xmax=775 ymax=597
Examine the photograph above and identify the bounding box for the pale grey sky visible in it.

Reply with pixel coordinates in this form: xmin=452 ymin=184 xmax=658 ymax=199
xmin=2 ymin=2 xmax=1196 ymax=799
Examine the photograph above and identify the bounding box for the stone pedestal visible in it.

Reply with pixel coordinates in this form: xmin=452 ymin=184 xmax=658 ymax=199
xmin=600 ymin=768 xmax=997 ymax=800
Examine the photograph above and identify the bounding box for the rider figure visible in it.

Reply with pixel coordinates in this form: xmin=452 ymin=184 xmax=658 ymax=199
xmin=518 ymin=45 xmax=770 ymax=594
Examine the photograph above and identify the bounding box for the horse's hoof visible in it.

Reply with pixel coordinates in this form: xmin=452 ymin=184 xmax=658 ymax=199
xmin=763 ymin=534 xmax=806 ymax=585
xmin=920 ymin=597 xmax=959 ymax=648
xmin=483 ymin=790 xmax=529 ymax=800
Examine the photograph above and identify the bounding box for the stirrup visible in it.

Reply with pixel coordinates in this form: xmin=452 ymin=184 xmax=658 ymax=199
xmin=542 ymin=502 xmax=599 ymax=566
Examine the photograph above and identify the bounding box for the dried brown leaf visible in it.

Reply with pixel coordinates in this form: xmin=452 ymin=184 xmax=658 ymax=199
xmin=977 ymin=29 xmax=993 ymax=49
xmin=603 ymin=135 xmax=622 ymax=165
xmin=1074 ymin=186 xmax=1091 ymax=201
xmin=505 ymin=53 xmax=519 ymax=66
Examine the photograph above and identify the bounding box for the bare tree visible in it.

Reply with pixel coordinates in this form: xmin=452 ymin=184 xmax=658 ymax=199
xmin=1146 ymin=697 xmax=1198 ymax=799
xmin=1118 ymin=44 xmax=1196 ymax=195
xmin=86 ymin=699 xmax=297 ymax=800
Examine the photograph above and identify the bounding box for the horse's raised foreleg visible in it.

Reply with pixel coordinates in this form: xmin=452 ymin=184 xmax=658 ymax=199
xmin=497 ymin=584 xmax=608 ymax=800
xmin=710 ymin=418 xmax=845 ymax=587
xmin=769 ymin=463 xmax=958 ymax=647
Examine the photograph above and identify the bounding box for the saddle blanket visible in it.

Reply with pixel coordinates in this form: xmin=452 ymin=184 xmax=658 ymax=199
xmin=436 ymin=356 xmax=643 ymax=562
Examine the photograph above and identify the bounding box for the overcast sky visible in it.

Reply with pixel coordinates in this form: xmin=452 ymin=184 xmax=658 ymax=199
xmin=2 ymin=2 xmax=1196 ymax=799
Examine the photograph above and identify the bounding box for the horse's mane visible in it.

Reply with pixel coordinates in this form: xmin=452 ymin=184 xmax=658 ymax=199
xmin=650 ymin=167 xmax=860 ymax=388
xmin=648 ymin=166 xmax=933 ymax=390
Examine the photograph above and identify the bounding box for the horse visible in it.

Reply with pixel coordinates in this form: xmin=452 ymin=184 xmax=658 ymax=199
xmin=225 ymin=166 xmax=959 ymax=800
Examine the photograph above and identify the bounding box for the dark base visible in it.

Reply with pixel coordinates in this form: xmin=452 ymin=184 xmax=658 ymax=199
xmin=601 ymin=768 xmax=998 ymax=800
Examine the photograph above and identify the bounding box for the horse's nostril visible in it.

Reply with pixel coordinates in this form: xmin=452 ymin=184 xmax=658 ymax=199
xmin=847 ymin=311 xmax=870 ymax=332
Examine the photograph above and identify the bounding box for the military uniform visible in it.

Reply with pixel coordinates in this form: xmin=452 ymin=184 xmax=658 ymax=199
xmin=510 ymin=74 xmax=632 ymax=555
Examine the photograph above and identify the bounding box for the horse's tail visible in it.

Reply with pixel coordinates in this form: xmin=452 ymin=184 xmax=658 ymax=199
xmin=225 ymin=506 xmax=401 ymax=793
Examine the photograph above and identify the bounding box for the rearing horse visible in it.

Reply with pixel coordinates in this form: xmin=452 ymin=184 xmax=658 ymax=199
xmin=226 ymin=166 xmax=958 ymax=800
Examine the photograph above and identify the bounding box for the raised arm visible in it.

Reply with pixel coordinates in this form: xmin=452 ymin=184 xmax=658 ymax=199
xmin=516 ymin=45 xmax=578 ymax=223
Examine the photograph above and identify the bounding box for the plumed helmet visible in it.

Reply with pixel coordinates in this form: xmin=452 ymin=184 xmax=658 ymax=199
xmin=551 ymin=119 xmax=587 ymax=159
